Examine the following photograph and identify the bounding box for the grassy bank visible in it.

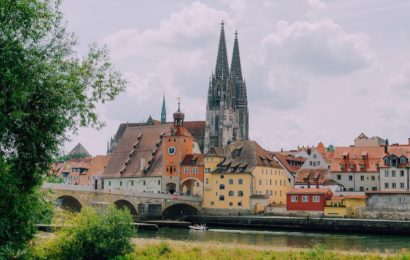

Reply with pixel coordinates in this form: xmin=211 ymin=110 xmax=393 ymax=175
xmin=120 ymin=238 xmax=410 ymax=260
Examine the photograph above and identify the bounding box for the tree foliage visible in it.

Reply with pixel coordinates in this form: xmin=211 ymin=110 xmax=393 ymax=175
xmin=32 ymin=206 xmax=135 ymax=260
xmin=0 ymin=0 xmax=126 ymax=250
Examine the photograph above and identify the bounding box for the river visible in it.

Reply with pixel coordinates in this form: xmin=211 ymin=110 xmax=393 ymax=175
xmin=136 ymin=227 xmax=410 ymax=252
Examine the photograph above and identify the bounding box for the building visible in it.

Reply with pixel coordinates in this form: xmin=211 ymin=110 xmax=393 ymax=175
xmin=59 ymin=157 xmax=93 ymax=185
xmin=330 ymin=146 xmax=385 ymax=192
xmin=68 ymin=143 xmax=92 ymax=157
xmin=286 ymin=188 xmax=333 ymax=215
xmin=204 ymin=22 xmax=249 ymax=152
xmin=365 ymin=191 xmax=410 ymax=220
xmin=180 ymin=154 xmax=204 ymax=196
xmin=162 ymin=104 xmax=199 ymax=194
xmin=379 ymin=143 xmax=410 ymax=191
xmin=272 ymin=152 xmax=306 ymax=187
xmin=324 ymin=195 xmax=366 ymax=218
xmin=295 ymin=143 xmax=342 ymax=192
xmin=354 ymin=133 xmax=386 ymax=147
xmin=102 ymin=123 xmax=169 ymax=194
xmin=203 ymin=141 xmax=290 ymax=214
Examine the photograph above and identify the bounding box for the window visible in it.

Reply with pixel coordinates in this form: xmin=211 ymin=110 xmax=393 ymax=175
xmin=238 ymin=202 xmax=242 ymax=206
xmin=350 ymin=164 xmax=355 ymax=169
xmin=384 ymin=170 xmax=389 ymax=177
xmin=392 ymin=159 xmax=397 ymax=167
xmin=184 ymin=167 xmax=190 ymax=174
xmin=206 ymin=178 xmax=209 ymax=184
xmin=392 ymin=183 xmax=397 ymax=189
xmin=302 ymin=196 xmax=309 ymax=202
xmin=238 ymin=179 xmax=243 ymax=185
xmin=349 ymin=175 xmax=353 ymax=181
xmin=401 ymin=170 xmax=405 ymax=177
xmin=120 ymin=181 xmax=122 ymax=186
xmin=400 ymin=157 xmax=407 ymax=165
xmin=399 ymin=197 xmax=407 ymax=204
xmin=310 ymin=161 xmax=313 ymax=166
xmin=318 ymin=161 xmax=321 ymax=166
xmin=270 ymin=190 xmax=273 ymax=196
xmin=337 ymin=175 xmax=341 ymax=180
xmin=210 ymin=201 xmax=214 ymax=205
xmin=229 ymin=179 xmax=233 ymax=185
xmin=313 ymin=162 xmax=316 ymax=167
xmin=371 ymin=176 xmax=375 ymax=181
xmin=109 ymin=181 xmax=111 ymax=186
xmin=359 ymin=187 xmax=364 ymax=191
xmin=372 ymin=187 xmax=377 ymax=191
xmin=312 ymin=196 xmax=320 ymax=202
xmin=229 ymin=202 xmax=233 ymax=206
xmin=384 ymin=183 xmax=389 ymax=189
xmin=220 ymin=175 xmax=224 ymax=179
xmin=158 ymin=180 xmax=161 ymax=185
xmin=291 ymin=195 xmax=298 ymax=202
xmin=270 ymin=179 xmax=272 ymax=185
xmin=229 ymin=191 xmax=234 ymax=196
xmin=219 ymin=184 xmax=225 ymax=190
xmin=238 ymin=191 xmax=244 ymax=197
xmin=385 ymin=197 xmax=392 ymax=203
xmin=313 ymin=154 xmax=317 ymax=159
xmin=360 ymin=176 xmax=364 ymax=181
xmin=400 ymin=183 xmax=405 ymax=189
xmin=131 ymin=181 xmax=134 ymax=186
xmin=143 ymin=180 xmax=146 ymax=186
xmin=219 ymin=195 xmax=224 ymax=201
xmin=392 ymin=170 xmax=396 ymax=177
xmin=384 ymin=158 xmax=389 ymax=165
xmin=205 ymin=168 xmax=210 ymax=173
xmin=192 ymin=167 xmax=198 ymax=174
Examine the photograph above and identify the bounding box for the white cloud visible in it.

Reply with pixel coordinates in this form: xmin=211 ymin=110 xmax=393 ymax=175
xmin=306 ymin=0 xmax=326 ymax=10
xmin=261 ymin=19 xmax=374 ymax=75
xmin=389 ymin=63 xmax=410 ymax=95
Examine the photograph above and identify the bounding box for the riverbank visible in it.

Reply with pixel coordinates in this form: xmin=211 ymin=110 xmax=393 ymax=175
xmin=127 ymin=238 xmax=409 ymax=259
xmin=188 ymin=215 xmax=410 ymax=235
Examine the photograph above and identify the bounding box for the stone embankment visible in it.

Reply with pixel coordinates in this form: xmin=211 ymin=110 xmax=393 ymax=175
xmin=188 ymin=215 xmax=410 ymax=235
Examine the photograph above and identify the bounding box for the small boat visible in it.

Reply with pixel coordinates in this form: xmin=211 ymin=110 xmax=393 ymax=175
xmin=189 ymin=224 xmax=208 ymax=231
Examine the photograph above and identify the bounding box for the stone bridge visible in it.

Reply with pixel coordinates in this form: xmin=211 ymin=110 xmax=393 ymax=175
xmin=42 ymin=183 xmax=202 ymax=220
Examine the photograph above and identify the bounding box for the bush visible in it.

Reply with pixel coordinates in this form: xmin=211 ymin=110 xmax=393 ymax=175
xmin=32 ymin=206 xmax=135 ymax=259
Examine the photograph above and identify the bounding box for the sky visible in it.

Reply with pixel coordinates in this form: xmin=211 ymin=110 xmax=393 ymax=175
xmin=61 ymin=0 xmax=410 ymax=156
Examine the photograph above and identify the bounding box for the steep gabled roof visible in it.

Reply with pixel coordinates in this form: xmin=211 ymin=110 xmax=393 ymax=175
xmin=68 ymin=143 xmax=91 ymax=157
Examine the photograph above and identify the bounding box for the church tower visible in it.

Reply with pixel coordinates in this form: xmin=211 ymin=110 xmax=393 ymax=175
xmin=204 ymin=22 xmax=248 ymax=152
xmin=230 ymin=31 xmax=249 ymax=141
xmin=161 ymin=93 xmax=166 ymax=124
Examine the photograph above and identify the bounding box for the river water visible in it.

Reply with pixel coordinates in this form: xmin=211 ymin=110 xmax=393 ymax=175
xmin=137 ymin=227 xmax=410 ymax=252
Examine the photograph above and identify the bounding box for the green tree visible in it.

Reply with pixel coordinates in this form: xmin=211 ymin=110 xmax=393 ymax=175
xmin=0 ymin=0 xmax=126 ymax=252
xmin=32 ymin=206 xmax=135 ymax=260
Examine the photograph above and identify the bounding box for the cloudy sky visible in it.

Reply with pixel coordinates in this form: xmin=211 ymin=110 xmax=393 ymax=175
xmin=62 ymin=0 xmax=410 ymax=155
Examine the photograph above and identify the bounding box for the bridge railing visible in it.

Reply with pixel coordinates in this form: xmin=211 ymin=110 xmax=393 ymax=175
xmin=42 ymin=183 xmax=202 ymax=202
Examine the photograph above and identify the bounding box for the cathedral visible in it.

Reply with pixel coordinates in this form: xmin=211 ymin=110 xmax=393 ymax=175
xmin=204 ymin=21 xmax=249 ymax=152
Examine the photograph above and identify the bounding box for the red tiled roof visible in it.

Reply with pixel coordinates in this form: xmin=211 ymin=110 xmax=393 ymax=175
xmin=274 ymin=153 xmax=306 ymax=174
xmin=295 ymin=168 xmax=329 ymax=185
xmin=181 ymin=154 xmax=204 ymax=166
xmin=330 ymin=146 xmax=385 ymax=173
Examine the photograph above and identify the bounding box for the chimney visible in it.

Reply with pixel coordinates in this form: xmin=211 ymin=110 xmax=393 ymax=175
xmin=384 ymin=139 xmax=389 ymax=154
xmin=140 ymin=158 xmax=146 ymax=172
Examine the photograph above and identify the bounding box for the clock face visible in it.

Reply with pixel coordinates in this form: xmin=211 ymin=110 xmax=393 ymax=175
xmin=168 ymin=146 xmax=176 ymax=156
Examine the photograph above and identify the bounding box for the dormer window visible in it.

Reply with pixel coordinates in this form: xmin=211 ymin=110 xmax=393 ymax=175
xmin=340 ymin=163 xmax=345 ymax=169
xmin=400 ymin=157 xmax=407 ymax=165
xmin=392 ymin=159 xmax=397 ymax=167
xmin=359 ymin=164 xmax=365 ymax=169
xmin=361 ymin=152 xmax=368 ymax=160
xmin=350 ymin=164 xmax=356 ymax=169
xmin=384 ymin=157 xmax=389 ymax=165
xmin=342 ymin=152 xmax=349 ymax=160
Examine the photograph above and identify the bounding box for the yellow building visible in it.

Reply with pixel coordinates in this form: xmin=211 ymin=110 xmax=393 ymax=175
xmin=203 ymin=141 xmax=291 ymax=214
xmin=324 ymin=196 xmax=366 ymax=218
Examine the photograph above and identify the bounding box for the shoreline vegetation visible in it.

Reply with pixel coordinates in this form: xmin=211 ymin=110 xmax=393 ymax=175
xmin=33 ymin=234 xmax=410 ymax=259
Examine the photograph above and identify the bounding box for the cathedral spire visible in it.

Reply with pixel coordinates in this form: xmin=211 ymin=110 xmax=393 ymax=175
xmin=230 ymin=30 xmax=243 ymax=82
xmin=161 ymin=92 xmax=166 ymax=124
xmin=215 ymin=21 xmax=229 ymax=79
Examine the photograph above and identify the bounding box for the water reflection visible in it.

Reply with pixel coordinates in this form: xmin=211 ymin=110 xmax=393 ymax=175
xmin=136 ymin=227 xmax=410 ymax=252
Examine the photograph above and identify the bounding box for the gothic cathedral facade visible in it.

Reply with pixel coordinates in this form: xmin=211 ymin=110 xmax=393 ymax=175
xmin=204 ymin=22 xmax=249 ymax=152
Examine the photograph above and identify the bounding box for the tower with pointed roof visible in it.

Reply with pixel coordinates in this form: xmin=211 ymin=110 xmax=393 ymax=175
xmin=204 ymin=22 xmax=249 ymax=152
xmin=161 ymin=93 xmax=166 ymax=124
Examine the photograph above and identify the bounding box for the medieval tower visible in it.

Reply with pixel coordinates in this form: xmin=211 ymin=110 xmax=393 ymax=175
xmin=204 ymin=22 xmax=249 ymax=152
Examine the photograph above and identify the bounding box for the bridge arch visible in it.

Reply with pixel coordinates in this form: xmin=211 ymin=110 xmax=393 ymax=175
xmin=114 ymin=200 xmax=138 ymax=221
xmin=162 ymin=203 xmax=199 ymax=219
xmin=57 ymin=195 xmax=82 ymax=212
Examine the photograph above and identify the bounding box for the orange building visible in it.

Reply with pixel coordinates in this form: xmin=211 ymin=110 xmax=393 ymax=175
xmin=162 ymin=102 xmax=197 ymax=194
